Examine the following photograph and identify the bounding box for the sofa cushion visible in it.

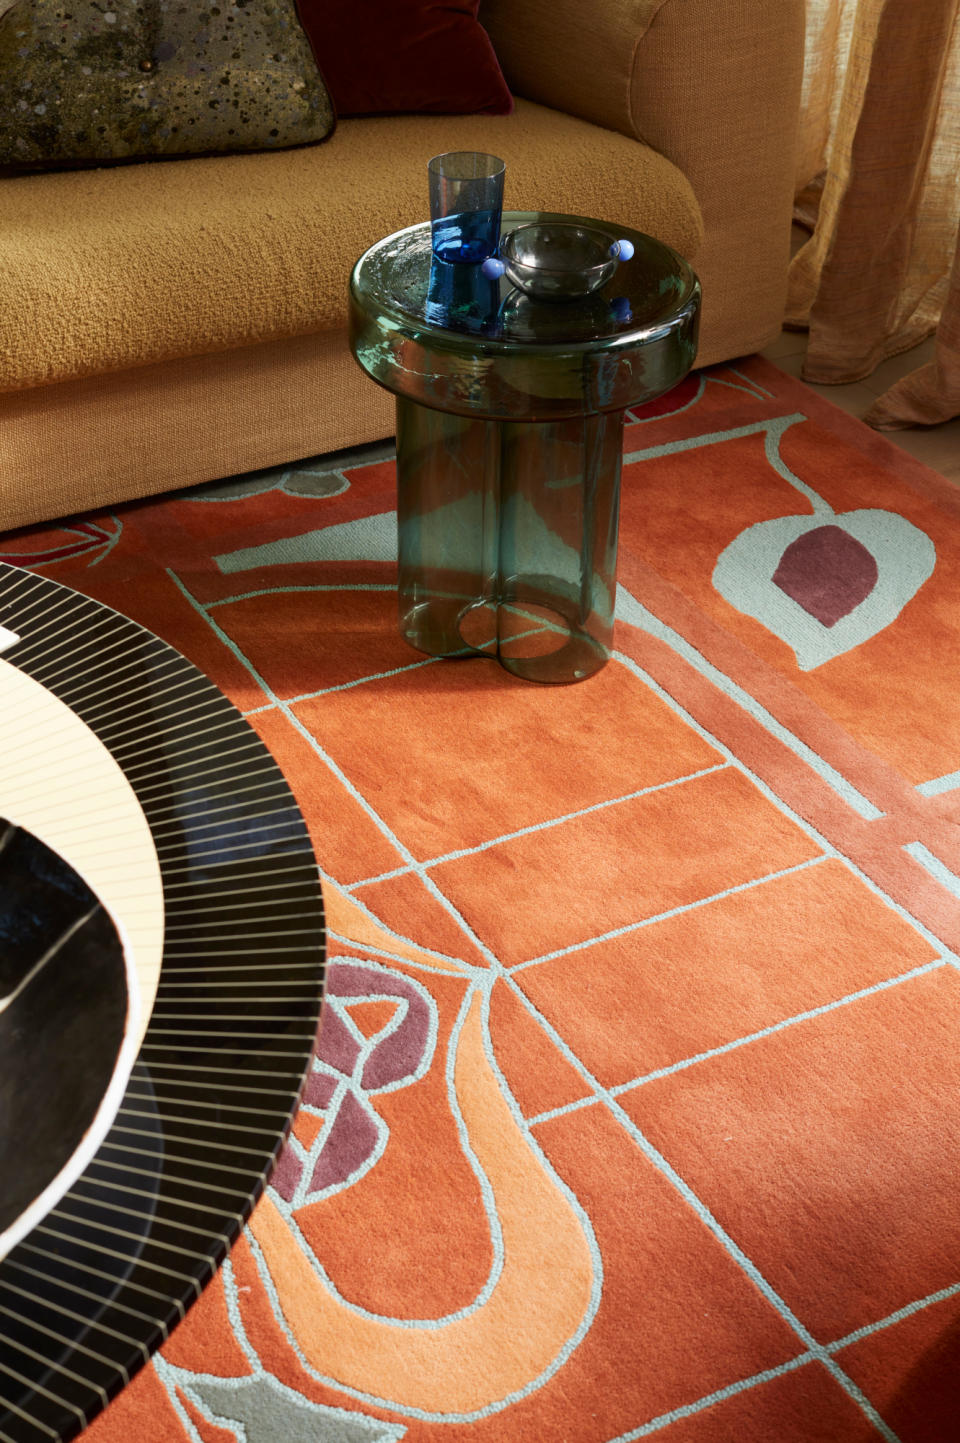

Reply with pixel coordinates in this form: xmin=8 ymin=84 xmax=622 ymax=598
xmin=0 ymin=99 xmax=703 ymax=393
xmin=478 ymin=0 xmax=666 ymax=144
xmin=0 ymin=0 xmax=334 ymax=171
xmin=479 ymin=0 xmax=807 ymax=366
xmin=295 ymin=0 xmax=513 ymax=117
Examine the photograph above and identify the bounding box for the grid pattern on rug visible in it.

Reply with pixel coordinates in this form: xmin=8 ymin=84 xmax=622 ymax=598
xmin=3 ymin=355 xmax=960 ymax=1442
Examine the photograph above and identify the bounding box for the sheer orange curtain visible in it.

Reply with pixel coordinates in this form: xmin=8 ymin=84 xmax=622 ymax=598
xmin=786 ymin=0 xmax=960 ymax=429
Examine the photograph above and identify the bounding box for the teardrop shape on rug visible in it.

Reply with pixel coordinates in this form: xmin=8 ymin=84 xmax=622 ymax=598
xmin=771 ymin=523 xmax=879 ymax=627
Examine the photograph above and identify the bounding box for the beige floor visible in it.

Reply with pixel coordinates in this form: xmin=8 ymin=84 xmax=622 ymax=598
xmin=759 ymin=225 xmax=959 ymax=485
xmin=760 ymin=328 xmax=960 ymax=485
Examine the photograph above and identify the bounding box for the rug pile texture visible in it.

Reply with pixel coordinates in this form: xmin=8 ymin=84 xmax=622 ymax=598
xmin=7 ymin=355 xmax=960 ymax=1442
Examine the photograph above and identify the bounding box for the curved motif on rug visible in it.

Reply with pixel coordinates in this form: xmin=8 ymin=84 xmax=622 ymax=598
xmin=270 ymin=959 xmax=439 ymax=1208
xmin=243 ymin=888 xmax=598 ymax=1416
xmin=712 ymin=417 xmax=936 ymax=669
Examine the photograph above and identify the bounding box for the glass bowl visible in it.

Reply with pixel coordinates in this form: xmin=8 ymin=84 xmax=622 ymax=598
xmin=493 ymin=222 xmax=625 ymax=300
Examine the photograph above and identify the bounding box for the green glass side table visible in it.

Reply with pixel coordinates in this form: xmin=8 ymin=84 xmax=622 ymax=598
xmin=349 ymin=211 xmax=700 ymax=684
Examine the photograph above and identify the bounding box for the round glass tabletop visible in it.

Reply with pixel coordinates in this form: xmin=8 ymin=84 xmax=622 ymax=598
xmin=350 ymin=211 xmax=701 ymax=421
xmin=0 ymin=564 xmax=325 ymax=1443
xmin=354 ymin=210 xmax=697 ymax=346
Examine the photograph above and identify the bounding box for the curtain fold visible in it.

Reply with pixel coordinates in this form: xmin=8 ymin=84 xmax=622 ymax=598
xmin=864 ymin=236 xmax=960 ymax=429
xmin=786 ymin=0 xmax=960 ymax=427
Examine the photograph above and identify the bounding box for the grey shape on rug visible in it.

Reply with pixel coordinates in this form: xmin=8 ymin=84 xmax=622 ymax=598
xmin=186 ymin=1373 xmax=405 ymax=1441
xmin=216 ymin=510 xmax=399 ymax=572
xmin=284 ymin=472 xmax=351 ymax=499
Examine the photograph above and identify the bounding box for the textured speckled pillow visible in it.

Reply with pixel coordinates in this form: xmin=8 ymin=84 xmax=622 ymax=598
xmin=0 ymin=0 xmax=335 ymax=171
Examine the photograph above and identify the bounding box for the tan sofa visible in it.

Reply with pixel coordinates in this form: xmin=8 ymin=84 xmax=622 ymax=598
xmin=0 ymin=0 xmax=804 ymax=533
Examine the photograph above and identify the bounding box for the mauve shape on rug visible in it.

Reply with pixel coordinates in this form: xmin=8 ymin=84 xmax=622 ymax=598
xmin=271 ymin=960 xmax=437 ymax=1206
xmin=715 ymin=504 xmax=935 ymax=669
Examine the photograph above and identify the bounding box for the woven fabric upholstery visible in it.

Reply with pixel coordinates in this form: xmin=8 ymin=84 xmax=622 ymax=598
xmin=0 ymin=0 xmax=805 ymax=532
xmin=0 ymin=99 xmax=701 ymax=394
xmin=481 ymin=0 xmax=806 ymax=361
xmin=478 ymin=0 xmax=666 ymax=141
xmin=0 ymin=331 xmax=394 ymax=532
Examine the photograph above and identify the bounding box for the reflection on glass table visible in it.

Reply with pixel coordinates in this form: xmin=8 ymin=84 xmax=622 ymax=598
xmin=481 ymin=220 xmax=636 ymax=300
xmin=350 ymin=211 xmax=700 ymax=684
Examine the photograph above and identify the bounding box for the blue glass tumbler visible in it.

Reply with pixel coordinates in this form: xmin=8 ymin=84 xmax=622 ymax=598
xmin=428 ymin=152 xmax=505 ymax=265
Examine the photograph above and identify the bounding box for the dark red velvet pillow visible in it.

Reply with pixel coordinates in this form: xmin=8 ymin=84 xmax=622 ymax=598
xmin=293 ymin=0 xmax=513 ymax=118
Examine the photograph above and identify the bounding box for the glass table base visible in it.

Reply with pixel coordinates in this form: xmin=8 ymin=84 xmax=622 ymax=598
xmin=395 ymin=397 xmax=623 ymax=685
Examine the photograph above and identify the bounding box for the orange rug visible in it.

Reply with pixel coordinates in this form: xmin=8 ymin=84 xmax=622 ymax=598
xmin=7 ymin=354 xmax=960 ymax=1442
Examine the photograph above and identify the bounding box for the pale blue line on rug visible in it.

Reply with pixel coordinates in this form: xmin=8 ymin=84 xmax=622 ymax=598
xmin=614 ymin=590 xmax=884 ymax=820
xmin=165 ymin=564 xmax=918 ymax=1440
xmin=612 ymin=645 xmax=960 ymax=965
xmin=904 ymin=841 xmax=960 ymax=899
xmin=604 ymin=1354 xmax=815 ymax=1442
xmin=622 ymin=413 xmax=808 ymax=484
xmin=508 ymin=857 xmax=827 ymax=974
xmin=269 ymin=981 xmax=512 ymax=1332
xmin=827 ymin=1278 xmax=960 ymax=1354
xmin=917 ymin=768 xmax=960 ymax=796
xmin=342 ymin=763 xmax=730 ymax=896
xmin=498 ymin=972 xmax=902 ymax=1443
xmin=417 ymin=764 xmax=728 ymax=870
xmin=523 ymin=955 xmax=949 ymax=1129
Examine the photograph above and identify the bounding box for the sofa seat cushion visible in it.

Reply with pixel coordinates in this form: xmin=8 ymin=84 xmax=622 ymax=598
xmin=0 ymin=99 xmax=703 ymax=393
